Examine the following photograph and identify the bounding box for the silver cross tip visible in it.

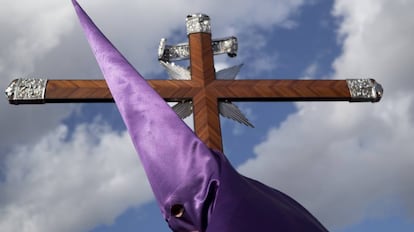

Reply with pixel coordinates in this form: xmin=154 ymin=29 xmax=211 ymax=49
xmin=186 ymin=13 xmax=211 ymax=35
xmin=346 ymin=79 xmax=383 ymax=102
xmin=5 ymin=78 xmax=47 ymax=104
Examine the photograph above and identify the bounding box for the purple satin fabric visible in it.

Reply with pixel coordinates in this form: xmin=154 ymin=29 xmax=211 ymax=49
xmin=72 ymin=1 xmax=328 ymax=231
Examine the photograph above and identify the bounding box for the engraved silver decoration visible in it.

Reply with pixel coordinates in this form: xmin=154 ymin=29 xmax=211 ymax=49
xmin=346 ymin=79 xmax=383 ymax=102
xmin=212 ymin=37 xmax=238 ymax=58
xmin=158 ymin=37 xmax=237 ymax=62
xmin=186 ymin=13 xmax=211 ymax=35
xmin=158 ymin=39 xmax=190 ymax=62
xmin=5 ymin=78 xmax=47 ymax=104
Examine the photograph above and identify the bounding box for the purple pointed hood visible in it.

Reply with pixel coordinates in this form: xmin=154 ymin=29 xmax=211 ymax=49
xmin=71 ymin=1 xmax=220 ymax=230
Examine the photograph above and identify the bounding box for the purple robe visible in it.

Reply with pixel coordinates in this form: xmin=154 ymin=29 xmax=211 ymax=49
xmin=71 ymin=1 xmax=328 ymax=231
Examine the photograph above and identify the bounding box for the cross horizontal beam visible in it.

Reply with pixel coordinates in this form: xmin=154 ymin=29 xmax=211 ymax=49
xmin=5 ymin=77 xmax=383 ymax=152
xmin=7 ymin=78 xmax=380 ymax=104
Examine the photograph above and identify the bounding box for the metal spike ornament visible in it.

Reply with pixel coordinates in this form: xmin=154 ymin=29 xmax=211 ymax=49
xmin=160 ymin=60 xmax=253 ymax=127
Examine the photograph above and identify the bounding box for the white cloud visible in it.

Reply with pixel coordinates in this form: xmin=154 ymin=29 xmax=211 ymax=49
xmin=303 ymin=62 xmax=319 ymax=77
xmin=0 ymin=0 xmax=76 ymax=151
xmin=238 ymin=0 xmax=414 ymax=230
xmin=0 ymin=0 xmax=74 ymax=73
xmin=0 ymin=120 xmax=153 ymax=232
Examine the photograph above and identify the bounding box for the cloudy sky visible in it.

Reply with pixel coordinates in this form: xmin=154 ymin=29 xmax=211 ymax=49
xmin=1 ymin=0 xmax=413 ymax=231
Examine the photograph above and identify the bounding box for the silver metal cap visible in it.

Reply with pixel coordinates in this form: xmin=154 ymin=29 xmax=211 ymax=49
xmin=5 ymin=78 xmax=47 ymax=104
xmin=186 ymin=13 xmax=211 ymax=35
xmin=346 ymin=79 xmax=383 ymax=102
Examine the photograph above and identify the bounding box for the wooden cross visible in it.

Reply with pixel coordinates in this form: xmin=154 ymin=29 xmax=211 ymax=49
xmin=5 ymin=13 xmax=383 ymax=152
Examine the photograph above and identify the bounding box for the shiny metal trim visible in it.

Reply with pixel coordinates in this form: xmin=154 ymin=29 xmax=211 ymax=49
xmin=158 ymin=37 xmax=237 ymax=62
xmin=346 ymin=79 xmax=383 ymax=102
xmin=5 ymin=78 xmax=47 ymax=104
xmin=160 ymin=61 xmax=191 ymax=80
xmin=186 ymin=13 xmax=211 ymax=34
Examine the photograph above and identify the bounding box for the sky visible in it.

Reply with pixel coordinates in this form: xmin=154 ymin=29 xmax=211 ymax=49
xmin=0 ymin=0 xmax=413 ymax=231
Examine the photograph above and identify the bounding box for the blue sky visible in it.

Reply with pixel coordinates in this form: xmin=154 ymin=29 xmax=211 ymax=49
xmin=1 ymin=0 xmax=414 ymax=231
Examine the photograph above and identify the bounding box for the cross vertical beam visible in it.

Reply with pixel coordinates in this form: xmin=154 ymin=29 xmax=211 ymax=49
xmin=188 ymin=18 xmax=222 ymax=151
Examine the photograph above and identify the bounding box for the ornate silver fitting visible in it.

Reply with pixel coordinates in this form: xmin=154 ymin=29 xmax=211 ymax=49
xmin=158 ymin=38 xmax=190 ymax=62
xmin=5 ymin=78 xmax=47 ymax=104
xmin=158 ymin=37 xmax=237 ymax=62
xmin=346 ymin=79 xmax=383 ymax=102
xmin=212 ymin=37 xmax=238 ymax=58
xmin=186 ymin=13 xmax=211 ymax=35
